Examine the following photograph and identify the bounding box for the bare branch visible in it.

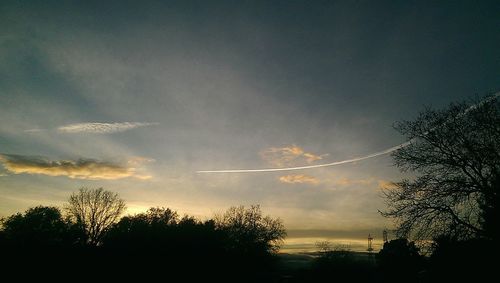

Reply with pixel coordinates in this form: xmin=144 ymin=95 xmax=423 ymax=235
xmin=66 ymin=187 xmax=125 ymax=246
xmin=383 ymin=95 xmax=500 ymax=240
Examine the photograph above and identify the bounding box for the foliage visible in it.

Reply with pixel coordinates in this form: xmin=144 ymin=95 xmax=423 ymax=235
xmin=427 ymin=236 xmax=495 ymax=282
xmin=377 ymin=238 xmax=425 ymax=282
xmin=102 ymin=207 xmax=225 ymax=255
xmin=0 ymin=206 xmax=74 ymax=247
xmin=0 ymin=201 xmax=286 ymax=281
xmin=214 ymin=205 xmax=286 ymax=255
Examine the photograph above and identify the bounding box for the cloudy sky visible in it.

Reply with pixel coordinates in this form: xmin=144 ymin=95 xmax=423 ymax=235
xmin=1 ymin=1 xmax=499 ymax=238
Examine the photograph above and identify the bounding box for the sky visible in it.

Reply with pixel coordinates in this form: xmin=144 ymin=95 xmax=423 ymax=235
xmin=1 ymin=0 xmax=499 ymax=241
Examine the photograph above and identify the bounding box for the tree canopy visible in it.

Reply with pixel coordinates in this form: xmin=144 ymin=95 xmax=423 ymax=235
xmin=215 ymin=205 xmax=286 ymax=254
xmin=0 ymin=206 xmax=72 ymax=247
xmin=382 ymin=94 xmax=500 ymax=240
xmin=66 ymin=187 xmax=126 ymax=246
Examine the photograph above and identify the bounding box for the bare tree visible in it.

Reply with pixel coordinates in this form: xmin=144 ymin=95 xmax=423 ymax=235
xmin=381 ymin=94 xmax=500 ymax=240
xmin=66 ymin=187 xmax=125 ymax=246
xmin=315 ymin=240 xmax=332 ymax=253
xmin=215 ymin=205 xmax=286 ymax=254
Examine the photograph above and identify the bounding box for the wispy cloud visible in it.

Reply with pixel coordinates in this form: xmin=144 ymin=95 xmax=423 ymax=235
xmin=279 ymin=174 xmax=319 ymax=185
xmin=325 ymin=177 xmax=396 ymax=191
xmin=23 ymin=128 xmax=46 ymax=133
xmin=25 ymin=122 xmax=158 ymax=134
xmin=332 ymin=177 xmax=376 ymax=187
xmin=377 ymin=180 xmax=397 ymax=191
xmin=260 ymin=145 xmax=327 ymax=167
xmin=303 ymin=152 xmax=324 ymax=163
xmin=0 ymin=154 xmax=152 ymax=180
xmin=57 ymin=122 xmax=159 ymax=133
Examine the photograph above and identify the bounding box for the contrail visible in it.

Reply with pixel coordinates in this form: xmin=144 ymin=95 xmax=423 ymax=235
xmin=197 ymin=141 xmax=412 ymax=173
xmin=197 ymin=93 xmax=499 ymax=174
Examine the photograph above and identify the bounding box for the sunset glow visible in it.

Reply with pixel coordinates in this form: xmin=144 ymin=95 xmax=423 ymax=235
xmin=1 ymin=1 xmax=498 ymax=249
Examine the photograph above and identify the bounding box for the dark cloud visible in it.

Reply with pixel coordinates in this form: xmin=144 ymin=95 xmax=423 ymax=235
xmin=0 ymin=154 xmax=151 ymax=180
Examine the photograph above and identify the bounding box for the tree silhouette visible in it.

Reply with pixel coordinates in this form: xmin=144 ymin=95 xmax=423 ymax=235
xmin=137 ymin=206 xmax=179 ymax=226
xmin=103 ymin=207 xmax=180 ymax=251
xmin=382 ymin=95 xmax=500 ymax=240
xmin=377 ymin=238 xmax=424 ymax=283
xmin=66 ymin=187 xmax=125 ymax=246
xmin=427 ymin=235 xmax=494 ymax=282
xmin=0 ymin=206 xmax=72 ymax=247
xmin=0 ymin=200 xmax=290 ymax=281
xmin=215 ymin=205 xmax=286 ymax=255
xmin=102 ymin=206 xmax=234 ymax=281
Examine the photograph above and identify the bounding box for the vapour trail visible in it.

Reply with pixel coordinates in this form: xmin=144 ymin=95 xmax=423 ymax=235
xmin=197 ymin=93 xmax=499 ymax=174
xmin=197 ymin=141 xmax=412 ymax=173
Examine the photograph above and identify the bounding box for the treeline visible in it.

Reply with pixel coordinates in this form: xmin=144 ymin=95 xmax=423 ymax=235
xmin=0 ymin=188 xmax=286 ymax=281
xmin=285 ymin=237 xmax=495 ymax=283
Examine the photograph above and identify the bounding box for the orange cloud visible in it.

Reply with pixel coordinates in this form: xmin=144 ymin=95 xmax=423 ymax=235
xmin=377 ymin=180 xmax=398 ymax=191
xmin=279 ymin=174 xmax=319 ymax=185
xmin=0 ymin=154 xmax=152 ymax=180
xmin=333 ymin=177 xmax=376 ymax=187
xmin=326 ymin=177 xmax=397 ymax=191
xmin=303 ymin=152 xmax=324 ymax=163
xmin=260 ymin=145 xmax=327 ymax=167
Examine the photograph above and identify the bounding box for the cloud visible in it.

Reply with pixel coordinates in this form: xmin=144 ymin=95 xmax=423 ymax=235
xmin=260 ymin=145 xmax=327 ymax=167
xmin=332 ymin=177 xmax=376 ymax=187
xmin=199 ymin=143 xmax=409 ymax=173
xmin=377 ymin=180 xmax=398 ymax=191
xmin=325 ymin=177 xmax=397 ymax=191
xmin=57 ymin=122 xmax=158 ymax=134
xmin=280 ymin=175 xmax=378 ymax=187
xmin=127 ymin=156 xmax=156 ymax=166
xmin=279 ymin=174 xmax=319 ymax=185
xmin=199 ymin=94 xmax=500 ymax=174
xmin=303 ymin=152 xmax=324 ymax=163
xmin=23 ymin=128 xmax=46 ymax=133
xmin=0 ymin=154 xmax=152 ymax=180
